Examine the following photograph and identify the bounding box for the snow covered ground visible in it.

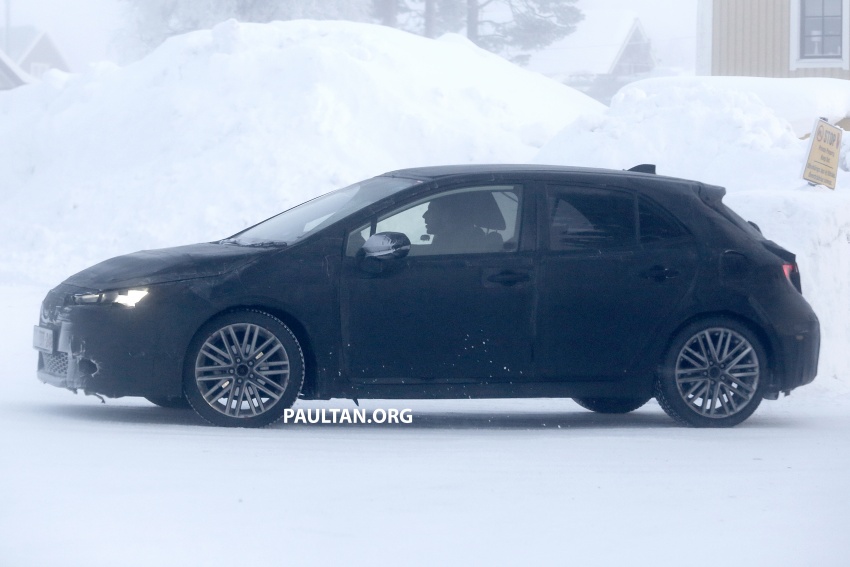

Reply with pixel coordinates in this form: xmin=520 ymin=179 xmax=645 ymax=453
xmin=2 ymin=285 xmax=849 ymax=566
xmin=1 ymin=20 xmax=849 ymax=566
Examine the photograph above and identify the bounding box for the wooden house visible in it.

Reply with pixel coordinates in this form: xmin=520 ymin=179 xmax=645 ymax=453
xmin=698 ymin=0 xmax=850 ymax=78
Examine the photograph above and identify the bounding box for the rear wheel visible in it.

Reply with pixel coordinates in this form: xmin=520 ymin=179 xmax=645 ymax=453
xmin=573 ymin=396 xmax=650 ymax=414
xmin=656 ymin=318 xmax=766 ymax=427
xmin=183 ymin=310 xmax=304 ymax=428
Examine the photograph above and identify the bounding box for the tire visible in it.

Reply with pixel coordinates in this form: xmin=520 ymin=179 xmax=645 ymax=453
xmin=183 ymin=310 xmax=305 ymax=428
xmin=145 ymin=395 xmax=190 ymax=409
xmin=573 ymin=396 xmax=650 ymax=414
xmin=655 ymin=317 xmax=766 ymax=428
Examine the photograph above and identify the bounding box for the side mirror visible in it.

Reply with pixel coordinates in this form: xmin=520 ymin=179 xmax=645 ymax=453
xmin=361 ymin=232 xmax=411 ymax=261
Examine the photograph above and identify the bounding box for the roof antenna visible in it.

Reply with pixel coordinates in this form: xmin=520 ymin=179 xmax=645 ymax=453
xmin=628 ymin=164 xmax=656 ymax=174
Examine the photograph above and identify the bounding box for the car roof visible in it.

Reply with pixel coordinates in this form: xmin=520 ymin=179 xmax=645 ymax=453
xmin=381 ymin=163 xmax=685 ymax=184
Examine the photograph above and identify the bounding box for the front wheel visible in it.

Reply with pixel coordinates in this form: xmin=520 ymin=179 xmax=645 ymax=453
xmin=183 ymin=310 xmax=305 ymax=427
xmin=573 ymin=396 xmax=650 ymax=414
xmin=656 ymin=318 xmax=766 ymax=428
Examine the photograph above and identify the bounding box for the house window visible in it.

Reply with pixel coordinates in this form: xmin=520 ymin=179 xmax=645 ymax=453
xmin=801 ymin=0 xmax=843 ymax=58
xmin=790 ymin=0 xmax=850 ymax=69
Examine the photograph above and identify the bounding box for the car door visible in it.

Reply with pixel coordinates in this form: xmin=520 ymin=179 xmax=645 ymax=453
xmin=340 ymin=183 xmax=535 ymax=385
xmin=536 ymin=183 xmax=697 ymax=381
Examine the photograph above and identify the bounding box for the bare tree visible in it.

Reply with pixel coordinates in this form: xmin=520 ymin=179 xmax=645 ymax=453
xmin=424 ymin=0 xmax=437 ymax=38
xmin=466 ymin=0 xmax=479 ymax=43
xmin=375 ymin=0 xmax=581 ymax=63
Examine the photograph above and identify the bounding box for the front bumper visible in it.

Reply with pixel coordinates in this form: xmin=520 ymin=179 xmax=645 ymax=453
xmin=36 ymin=321 xmax=93 ymax=391
xmin=34 ymin=282 xmax=201 ymax=399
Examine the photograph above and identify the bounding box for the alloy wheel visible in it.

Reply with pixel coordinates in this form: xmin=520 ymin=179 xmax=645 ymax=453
xmin=194 ymin=322 xmax=291 ymax=419
xmin=674 ymin=327 xmax=760 ymax=418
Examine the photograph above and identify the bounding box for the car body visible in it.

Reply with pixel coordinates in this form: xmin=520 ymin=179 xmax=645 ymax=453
xmin=34 ymin=164 xmax=820 ymax=427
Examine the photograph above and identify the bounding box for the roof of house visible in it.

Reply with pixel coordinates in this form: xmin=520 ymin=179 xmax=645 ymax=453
xmin=0 ymin=25 xmax=43 ymax=64
xmin=0 ymin=48 xmax=29 ymax=90
xmin=526 ymin=9 xmax=648 ymax=79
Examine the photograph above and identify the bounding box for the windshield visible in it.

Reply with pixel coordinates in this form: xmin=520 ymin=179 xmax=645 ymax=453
xmin=224 ymin=176 xmax=420 ymax=246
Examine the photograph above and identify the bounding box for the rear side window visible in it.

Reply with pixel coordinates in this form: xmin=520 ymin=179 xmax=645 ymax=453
xmin=638 ymin=197 xmax=686 ymax=243
xmin=548 ymin=187 xmax=636 ymax=251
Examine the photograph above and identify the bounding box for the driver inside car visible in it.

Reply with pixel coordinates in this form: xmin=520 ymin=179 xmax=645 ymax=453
xmin=421 ymin=192 xmax=490 ymax=255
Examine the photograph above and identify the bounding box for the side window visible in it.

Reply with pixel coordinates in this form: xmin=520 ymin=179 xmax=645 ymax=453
xmin=346 ymin=185 xmax=522 ymax=256
xmin=638 ymin=197 xmax=686 ymax=243
xmin=548 ymin=187 xmax=636 ymax=251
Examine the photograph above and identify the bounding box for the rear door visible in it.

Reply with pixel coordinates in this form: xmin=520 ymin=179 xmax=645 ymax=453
xmin=535 ymin=183 xmax=697 ymax=381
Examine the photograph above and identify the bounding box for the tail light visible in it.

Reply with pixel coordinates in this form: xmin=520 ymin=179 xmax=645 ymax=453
xmin=782 ymin=263 xmax=802 ymax=294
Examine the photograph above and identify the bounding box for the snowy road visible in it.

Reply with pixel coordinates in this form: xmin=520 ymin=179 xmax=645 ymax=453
xmin=2 ymin=285 xmax=849 ymax=567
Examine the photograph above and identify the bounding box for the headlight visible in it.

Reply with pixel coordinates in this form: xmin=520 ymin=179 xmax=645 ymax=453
xmin=73 ymin=288 xmax=149 ymax=307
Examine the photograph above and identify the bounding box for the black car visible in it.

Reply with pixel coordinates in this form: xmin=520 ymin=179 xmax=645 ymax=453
xmin=34 ymin=164 xmax=820 ymax=428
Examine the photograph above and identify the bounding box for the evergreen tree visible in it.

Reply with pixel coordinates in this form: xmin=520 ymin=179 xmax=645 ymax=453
xmin=119 ymin=0 xmax=372 ymax=60
xmin=469 ymin=0 xmax=582 ymax=64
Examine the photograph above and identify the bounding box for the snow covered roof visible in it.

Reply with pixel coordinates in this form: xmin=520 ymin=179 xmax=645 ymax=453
xmin=0 ymin=49 xmax=29 ymax=90
xmin=526 ymin=9 xmax=647 ymax=79
xmin=0 ymin=25 xmax=42 ymax=65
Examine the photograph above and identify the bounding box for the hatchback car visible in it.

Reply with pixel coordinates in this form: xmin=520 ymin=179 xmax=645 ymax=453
xmin=34 ymin=164 xmax=820 ymax=427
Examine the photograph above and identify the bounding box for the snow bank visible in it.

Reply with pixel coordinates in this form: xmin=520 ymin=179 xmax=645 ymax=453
xmin=0 ymin=19 xmax=602 ymax=285
xmin=535 ymin=78 xmax=850 ymax=390
xmin=623 ymin=75 xmax=850 ymax=137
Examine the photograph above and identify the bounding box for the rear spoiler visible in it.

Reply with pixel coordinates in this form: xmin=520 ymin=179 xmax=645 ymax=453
xmin=627 ymin=164 xmax=656 ymax=174
xmin=694 ymin=182 xmax=726 ymax=206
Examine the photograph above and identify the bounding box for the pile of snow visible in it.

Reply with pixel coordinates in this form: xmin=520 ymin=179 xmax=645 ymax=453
xmin=0 ymin=19 xmax=603 ymax=285
xmin=624 ymin=76 xmax=850 ymax=137
xmin=535 ymin=77 xmax=850 ymax=389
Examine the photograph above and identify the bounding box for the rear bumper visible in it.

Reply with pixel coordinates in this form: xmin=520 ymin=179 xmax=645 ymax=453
xmin=767 ymin=309 xmax=820 ymax=394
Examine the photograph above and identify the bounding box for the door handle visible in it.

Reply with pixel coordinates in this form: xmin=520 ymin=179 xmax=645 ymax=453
xmin=640 ymin=265 xmax=680 ymax=282
xmin=486 ymin=271 xmax=531 ymax=286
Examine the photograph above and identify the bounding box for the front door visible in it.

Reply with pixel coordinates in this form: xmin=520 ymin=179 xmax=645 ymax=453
xmin=340 ymin=184 xmax=535 ymax=385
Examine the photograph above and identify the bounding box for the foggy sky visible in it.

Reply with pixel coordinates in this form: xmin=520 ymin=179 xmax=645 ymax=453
xmin=6 ymin=0 xmax=699 ymax=72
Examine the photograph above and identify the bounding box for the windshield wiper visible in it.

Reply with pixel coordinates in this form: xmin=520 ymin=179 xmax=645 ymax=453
xmin=218 ymin=238 xmax=287 ymax=248
xmin=245 ymin=240 xmax=287 ymax=248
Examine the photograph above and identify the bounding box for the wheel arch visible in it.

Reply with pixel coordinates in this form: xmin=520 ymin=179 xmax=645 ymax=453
xmin=656 ymin=310 xmax=777 ymax=387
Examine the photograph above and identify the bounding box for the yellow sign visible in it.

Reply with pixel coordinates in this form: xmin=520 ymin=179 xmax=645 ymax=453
xmin=803 ymin=119 xmax=843 ymax=190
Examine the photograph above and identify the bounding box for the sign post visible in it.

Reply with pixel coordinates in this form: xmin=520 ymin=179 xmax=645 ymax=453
xmin=802 ymin=118 xmax=842 ymax=190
